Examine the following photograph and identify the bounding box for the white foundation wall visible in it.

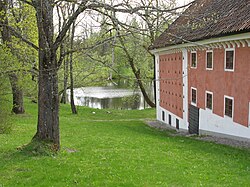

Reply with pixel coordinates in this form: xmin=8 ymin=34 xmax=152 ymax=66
xmin=157 ymin=106 xmax=188 ymax=130
xmin=200 ymin=108 xmax=250 ymax=141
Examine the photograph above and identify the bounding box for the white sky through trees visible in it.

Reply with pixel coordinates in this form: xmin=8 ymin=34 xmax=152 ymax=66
xmin=54 ymin=0 xmax=192 ymax=40
xmin=177 ymin=0 xmax=192 ymax=6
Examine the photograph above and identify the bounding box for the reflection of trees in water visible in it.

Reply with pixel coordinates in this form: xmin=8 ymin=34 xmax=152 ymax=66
xmin=121 ymin=95 xmax=141 ymax=109
xmin=68 ymin=79 xmax=154 ymax=110
xmin=75 ymin=93 xmax=148 ymax=110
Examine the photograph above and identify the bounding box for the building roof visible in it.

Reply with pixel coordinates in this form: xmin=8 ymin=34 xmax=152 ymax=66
xmin=150 ymin=0 xmax=250 ymax=50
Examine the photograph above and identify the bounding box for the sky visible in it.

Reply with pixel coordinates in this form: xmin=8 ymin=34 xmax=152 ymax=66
xmin=177 ymin=0 xmax=193 ymax=6
xmin=55 ymin=0 xmax=194 ymax=39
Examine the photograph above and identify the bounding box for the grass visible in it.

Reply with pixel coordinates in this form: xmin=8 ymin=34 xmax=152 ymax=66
xmin=0 ymin=100 xmax=250 ymax=186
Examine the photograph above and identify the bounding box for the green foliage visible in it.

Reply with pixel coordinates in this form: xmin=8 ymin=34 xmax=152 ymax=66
xmin=0 ymin=101 xmax=250 ymax=186
xmin=0 ymin=108 xmax=12 ymax=134
xmin=0 ymin=98 xmax=12 ymax=134
xmin=0 ymin=74 xmax=12 ymax=134
xmin=0 ymin=2 xmax=38 ymax=100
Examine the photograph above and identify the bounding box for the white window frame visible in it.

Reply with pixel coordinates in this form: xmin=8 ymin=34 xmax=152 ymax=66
xmin=224 ymin=95 xmax=234 ymax=119
xmin=224 ymin=48 xmax=235 ymax=72
xmin=191 ymin=87 xmax=197 ymax=106
xmin=205 ymin=91 xmax=213 ymax=111
xmin=206 ymin=50 xmax=213 ymax=70
xmin=191 ymin=51 xmax=197 ymax=69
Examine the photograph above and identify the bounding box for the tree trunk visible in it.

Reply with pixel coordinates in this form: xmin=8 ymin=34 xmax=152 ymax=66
xmin=36 ymin=61 xmax=59 ymax=148
xmin=70 ymin=61 xmax=77 ymax=114
xmin=69 ymin=17 xmax=77 ymax=114
xmin=9 ymin=73 xmax=25 ymax=114
xmin=60 ymin=57 xmax=69 ymax=104
xmin=117 ymin=33 xmax=156 ymax=108
xmin=129 ymin=58 xmax=156 ymax=108
xmin=33 ymin=0 xmax=60 ymax=150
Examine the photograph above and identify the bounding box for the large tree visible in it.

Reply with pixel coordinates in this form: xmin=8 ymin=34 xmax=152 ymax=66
xmin=30 ymin=0 xmax=89 ymax=150
xmin=1 ymin=0 xmax=189 ymax=151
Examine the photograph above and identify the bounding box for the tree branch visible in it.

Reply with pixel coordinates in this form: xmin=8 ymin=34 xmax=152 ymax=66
xmin=19 ymin=0 xmax=34 ymax=7
xmin=53 ymin=0 xmax=89 ymax=51
xmin=6 ymin=25 xmax=39 ymax=50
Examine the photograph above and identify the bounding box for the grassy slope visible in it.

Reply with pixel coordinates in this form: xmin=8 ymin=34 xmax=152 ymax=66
xmin=0 ymin=101 xmax=250 ymax=187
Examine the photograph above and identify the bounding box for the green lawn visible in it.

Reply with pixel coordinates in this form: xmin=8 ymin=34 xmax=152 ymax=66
xmin=0 ymin=101 xmax=250 ymax=186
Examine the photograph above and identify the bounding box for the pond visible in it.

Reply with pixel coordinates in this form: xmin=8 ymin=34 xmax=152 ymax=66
xmin=66 ymin=81 xmax=154 ymax=110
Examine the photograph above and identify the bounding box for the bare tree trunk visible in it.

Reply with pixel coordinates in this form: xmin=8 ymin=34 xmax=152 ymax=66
xmin=60 ymin=57 xmax=69 ymax=104
xmin=9 ymin=73 xmax=25 ymax=114
xmin=0 ymin=0 xmax=25 ymax=114
xmin=57 ymin=6 xmax=68 ymax=104
xmin=70 ymin=58 xmax=77 ymax=114
xmin=69 ymin=15 xmax=77 ymax=114
xmin=128 ymin=58 xmax=156 ymax=108
xmin=117 ymin=32 xmax=156 ymax=108
xmin=31 ymin=0 xmax=87 ymax=150
xmin=33 ymin=0 xmax=60 ymax=150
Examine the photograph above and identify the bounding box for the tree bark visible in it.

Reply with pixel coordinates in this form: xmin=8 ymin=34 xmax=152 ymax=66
xmin=57 ymin=6 xmax=68 ymax=104
xmin=69 ymin=15 xmax=77 ymax=114
xmin=129 ymin=58 xmax=156 ymax=108
xmin=9 ymin=73 xmax=25 ymax=114
xmin=60 ymin=57 xmax=69 ymax=104
xmin=117 ymin=32 xmax=156 ymax=108
xmin=31 ymin=0 xmax=87 ymax=150
xmin=33 ymin=0 xmax=60 ymax=149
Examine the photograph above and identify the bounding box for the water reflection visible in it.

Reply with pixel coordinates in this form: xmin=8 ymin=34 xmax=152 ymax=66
xmin=66 ymin=83 xmax=153 ymax=110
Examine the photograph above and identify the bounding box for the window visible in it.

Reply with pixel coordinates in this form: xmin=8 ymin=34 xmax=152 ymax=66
xmin=206 ymin=50 xmax=213 ymax=70
xmin=168 ymin=114 xmax=172 ymax=125
xmin=191 ymin=52 xmax=197 ymax=68
xmin=206 ymin=91 xmax=213 ymax=110
xmin=176 ymin=119 xmax=179 ymax=130
xmin=224 ymin=96 xmax=234 ymax=118
xmin=162 ymin=111 xmax=165 ymax=121
xmin=225 ymin=49 xmax=234 ymax=71
xmin=191 ymin=87 xmax=197 ymax=106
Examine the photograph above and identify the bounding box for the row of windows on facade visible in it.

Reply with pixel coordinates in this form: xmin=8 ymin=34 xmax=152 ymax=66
xmin=162 ymin=111 xmax=180 ymax=130
xmin=191 ymin=49 xmax=235 ymax=71
xmin=191 ymin=88 xmax=233 ymax=118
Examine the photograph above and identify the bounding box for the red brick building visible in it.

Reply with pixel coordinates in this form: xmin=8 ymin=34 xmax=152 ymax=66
xmin=150 ymin=0 xmax=250 ymax=141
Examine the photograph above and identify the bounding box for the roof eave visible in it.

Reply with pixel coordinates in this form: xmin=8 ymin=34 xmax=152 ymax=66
xmin=150 ymin=32 xmax=250 ymax=54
